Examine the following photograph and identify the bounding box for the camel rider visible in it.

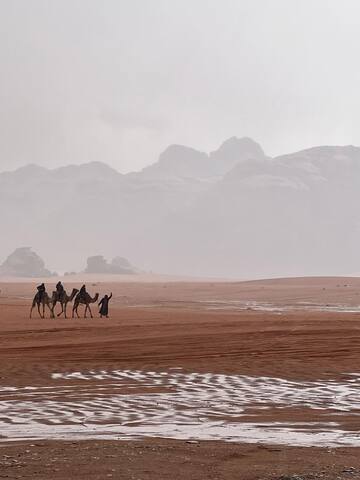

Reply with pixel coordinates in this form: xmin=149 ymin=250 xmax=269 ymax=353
xmin=56 ymin=281 xmax=65 ymax=299
xmin=78 ymin=284 xmax=87 ymax=301
xmin=37 ymin=283 xmax=46 ymax=302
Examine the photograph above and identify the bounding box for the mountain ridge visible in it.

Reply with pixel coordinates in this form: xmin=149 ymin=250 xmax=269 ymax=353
xmin=1 ymin=138 xmax=360 ymax=278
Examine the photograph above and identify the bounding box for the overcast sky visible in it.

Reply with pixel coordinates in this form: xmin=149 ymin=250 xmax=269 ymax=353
xmin=0 ymin=0 xmax=359 ymax=173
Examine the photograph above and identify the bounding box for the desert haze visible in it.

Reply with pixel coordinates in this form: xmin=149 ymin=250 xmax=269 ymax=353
xmin=1 ymin=136 xmax=359 ymax=278
xmin=3 ymin=1 xmax=360 ymax=478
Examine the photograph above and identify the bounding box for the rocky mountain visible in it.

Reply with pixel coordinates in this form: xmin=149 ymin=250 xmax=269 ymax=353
xmin=148 ymin=144 xmax=360 ymax=277
xmin=137 ymin=136 xmax=266 ymax=180
xmin=209 ymin=136 xmax=267 ymax=175
xmin=137 ymin=145 xmax=210 ymax=179
xmin=1 ymin=138 xmax=360 ymax=278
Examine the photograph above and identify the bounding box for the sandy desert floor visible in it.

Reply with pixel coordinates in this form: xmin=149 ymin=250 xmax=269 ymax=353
xmin=1 ymin=277 xmax=360 ymax=479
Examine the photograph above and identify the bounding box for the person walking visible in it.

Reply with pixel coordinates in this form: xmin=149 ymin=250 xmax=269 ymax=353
xmin=98 ymin=293 xmax=112 ymax=318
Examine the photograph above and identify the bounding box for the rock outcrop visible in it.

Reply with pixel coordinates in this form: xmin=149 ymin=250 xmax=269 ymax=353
xmin=0 ymin=247 xmax=55 ymax=277
xmin=84 ymin=255 xmax=137 ymax=274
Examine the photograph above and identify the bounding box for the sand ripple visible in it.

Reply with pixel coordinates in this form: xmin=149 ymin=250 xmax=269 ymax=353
xmin=1 ymin=369 xmax=360 ymax=446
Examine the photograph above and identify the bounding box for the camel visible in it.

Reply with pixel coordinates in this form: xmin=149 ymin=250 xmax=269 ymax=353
xmin=53 ymin=288 xmax=79 ymax=318
xmin=29 ymin=291 xmax=56 ymax=319
xmin=72 ymin=292 xmax=99 ymax=318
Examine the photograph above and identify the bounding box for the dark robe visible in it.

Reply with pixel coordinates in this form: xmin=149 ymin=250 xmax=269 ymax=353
xmin=78 ymin=285 xmax=87 ymax=301
xmin=56 ymin=282 xmax=65 ymax=300
xmin=37 ymin=283 xmax=46 ymax=301
xmin=99 ymin=293 xmax=112 ymax=316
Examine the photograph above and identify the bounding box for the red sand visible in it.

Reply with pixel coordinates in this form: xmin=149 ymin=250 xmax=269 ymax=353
xmin=1 ymin=277 xmax=360 ymax=479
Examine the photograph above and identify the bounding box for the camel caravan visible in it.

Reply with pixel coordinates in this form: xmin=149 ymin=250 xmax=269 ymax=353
xmin=30 ymin=282 xmax=112 ymax=319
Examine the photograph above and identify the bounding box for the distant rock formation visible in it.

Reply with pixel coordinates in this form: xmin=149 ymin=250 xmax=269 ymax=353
xmin=5 ymin=138 xmax=360 ymax=278
xmin=111 ymin=256 xmax=135 ymax=273
xmin=139 ymin=145 xmax=209 ymax=179
xmin=138 ymin=137 xmax=266 ymax=180
xmin=209 ymin=136 xmax=266 ymax=175
xmin=84 ymin=255 xmax=137 ymax=274
xmin=0 ymin=247 xmax=55 ymax=277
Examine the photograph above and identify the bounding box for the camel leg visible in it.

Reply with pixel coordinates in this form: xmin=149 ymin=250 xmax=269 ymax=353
xmin=84 ymin=305 xmax=88 ymax=318
xmin=37 ymin=302 xmax=43 ymax=319
xmin=52 ymin=299 xmax=61 ymax=317
xmin=64 ymin=303 xmax=67 ymax=319
xmin=46 ymin=303 xmax=54 ymax=319
xmin=72 ymin=304 xmax=79 ymax=319
xmin=87 ymin=305 xmax=93 ymax=319
xmin=57 ymin=302 xmax=64 ymax=317
xmin=30 ymin=301 xmax=36 ymax=318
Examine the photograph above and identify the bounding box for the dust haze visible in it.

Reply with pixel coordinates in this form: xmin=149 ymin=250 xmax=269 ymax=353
xmin=0 ymin=0 xmax=359 ymax=278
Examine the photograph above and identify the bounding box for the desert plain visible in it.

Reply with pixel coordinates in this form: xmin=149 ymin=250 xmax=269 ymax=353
xmin=0 ymin=276 xmax=360 ymax=479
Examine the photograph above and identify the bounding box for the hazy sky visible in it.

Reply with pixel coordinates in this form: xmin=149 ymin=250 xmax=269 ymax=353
xmin=1 ymin=0 xmax=360 ymax=173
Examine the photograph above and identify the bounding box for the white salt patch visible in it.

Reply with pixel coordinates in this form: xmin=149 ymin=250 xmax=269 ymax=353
xmin=1 ymin=370 xmax=360 ymax=446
